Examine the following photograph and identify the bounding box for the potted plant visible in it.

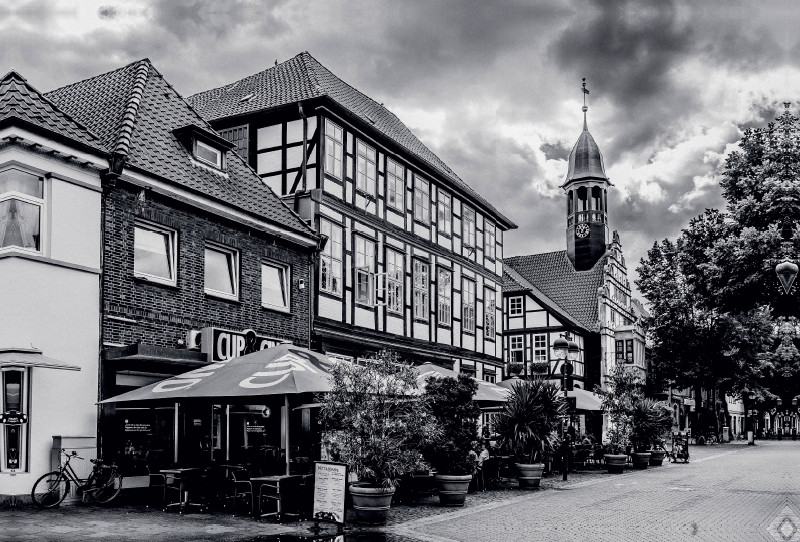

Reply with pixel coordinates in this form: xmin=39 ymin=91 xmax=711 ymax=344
xmin=422 ymin=373 xmax=481 ymax=506
xmin=495 ymin=377 xmax=566 ymax=488
xmin=637 ymin=399 xmax=673 ymax=466
xmin=319 ymin=350 xmax=439 ymax=524
xmin=597 ymin=363 xmax=640 ymax=473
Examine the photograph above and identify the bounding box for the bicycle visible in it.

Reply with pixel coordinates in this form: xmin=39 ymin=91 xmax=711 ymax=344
xmin=31 ymin=449 xmax=123 ymax=508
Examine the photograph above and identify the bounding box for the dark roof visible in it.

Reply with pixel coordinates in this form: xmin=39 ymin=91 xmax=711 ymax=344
xmin=564 ymin=115 xmax=607 ymax=186
xmin=187 ymin=52 xmax=515 ymax=229
xmin=504 ymin=250 xmax=607 ymax=330
xmin=0 ymin=70 xmax=106 ymax=154
xmin=45 ymin=60 xmax=315 ymax=238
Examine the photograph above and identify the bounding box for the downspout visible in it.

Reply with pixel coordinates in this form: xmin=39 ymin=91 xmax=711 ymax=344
xmin=309 ymin=234 xmax=329 ymax=351
xmin=299 ymin=102 xmax=308 ymax=192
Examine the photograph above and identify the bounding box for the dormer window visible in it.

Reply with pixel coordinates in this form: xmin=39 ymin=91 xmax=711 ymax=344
xmin=196 ymin=140 xmax=222 ymax=168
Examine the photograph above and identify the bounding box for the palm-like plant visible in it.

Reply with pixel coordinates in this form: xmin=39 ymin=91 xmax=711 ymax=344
xmin=495 ymin=378 xmax=567 ymax=464
xmin=630 ymin=398 xmax=673 ymax=452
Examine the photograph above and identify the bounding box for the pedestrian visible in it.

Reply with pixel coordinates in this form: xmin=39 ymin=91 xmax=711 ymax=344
xmin=478 ymin=442 xmax=490 ymax=467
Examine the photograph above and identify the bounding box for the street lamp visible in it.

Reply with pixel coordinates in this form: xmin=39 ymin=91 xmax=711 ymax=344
xmin=553 ymin=336 xmax=570 ymax=481
xmin=747 ymin=392 xmax=757 ymax=445
xmin=776 ymin=260 xmax=799 ymax=294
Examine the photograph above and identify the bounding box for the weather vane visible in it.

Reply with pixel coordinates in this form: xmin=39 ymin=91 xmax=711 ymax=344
xmin=582 ymin=78 xmax=589 ymax=112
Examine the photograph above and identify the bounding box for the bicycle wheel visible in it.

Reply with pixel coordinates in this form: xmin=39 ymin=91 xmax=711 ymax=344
xmin=89 ymin=469 xmax=122 ymax=504
xmin=31 ymin=471 xmax=70 ymax=508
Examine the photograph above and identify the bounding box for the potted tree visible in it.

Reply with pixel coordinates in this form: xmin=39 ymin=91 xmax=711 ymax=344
xmin=495 ymin=377 xmax=566 ymax=488
xmin=422 ymin=373 xmax=481 ymax=506
xmin=638 ymin=399 xmax=673 ymax=466
xmin=597 ymin=363 xmax=639 ymax=473
xmin=319 ymin=350 xmax=439 ymax=524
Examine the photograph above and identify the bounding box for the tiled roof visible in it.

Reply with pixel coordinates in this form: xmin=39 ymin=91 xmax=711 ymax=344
xmin=45 ymin=60 xmax=315 ymax=237
xmin=0 ymin=70 xmax=106 ymax=154
xmin=504 ymin=250 xmax=607 ymax=330
xmin=503 ymin=266 xmax=583 ymax=329
xmin=187 ymin=52 xmax=515 ymax=229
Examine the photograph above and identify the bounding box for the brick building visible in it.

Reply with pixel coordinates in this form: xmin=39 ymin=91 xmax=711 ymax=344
xmin=46 ymin=60 xmax=320 ymax=462
xmin=188 ymin=52 xmax=516 ymax=381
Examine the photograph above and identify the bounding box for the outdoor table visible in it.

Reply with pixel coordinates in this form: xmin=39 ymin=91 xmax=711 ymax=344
xmin=161 ymin=468 xmax=204 ymax=513
xmin=251 ymin=474 xmax=296 ymax=519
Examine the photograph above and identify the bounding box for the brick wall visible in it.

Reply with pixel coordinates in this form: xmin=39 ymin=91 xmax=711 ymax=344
xmin=102 ymin=183 xmax=312 ymax=349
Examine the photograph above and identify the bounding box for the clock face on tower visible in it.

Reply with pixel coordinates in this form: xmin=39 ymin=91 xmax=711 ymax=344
xmin=575 ymin=223 xmax=590 ymax=238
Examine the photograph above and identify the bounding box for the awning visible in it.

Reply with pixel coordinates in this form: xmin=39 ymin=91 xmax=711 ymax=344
xmin=568 ymin=388 xmax=602 ymax=412
xmin=0 ymin=348 xmax=81 ymax=371
xmin=416 ymin=363 xmax=508 ymax=403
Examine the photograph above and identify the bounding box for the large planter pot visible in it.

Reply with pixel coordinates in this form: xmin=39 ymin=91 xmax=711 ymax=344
xmin=349 ymin=485 xmax=396 ymax=525
xmin=434 ymin=474 xmax=473 ymax=507
xmin=648 ymin=450 xmax=667 ymax=466
xmin=604 ymin=454 xmax=627 ymax=474
xmin=631 ymin=452 xmax=651 ymax=470
xmin=514 ymin=463 xmax=544 ymax=489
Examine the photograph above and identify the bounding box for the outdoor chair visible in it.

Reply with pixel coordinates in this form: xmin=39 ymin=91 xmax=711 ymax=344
xmin=229 ymin=469 xmax=254 ymax=516
xmin=258 ymin=475 xmax=303 ymax=522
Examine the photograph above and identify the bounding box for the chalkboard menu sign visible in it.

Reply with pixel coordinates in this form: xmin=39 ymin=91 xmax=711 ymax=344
xmin=312 ymin=461 xmax=347 ymax=524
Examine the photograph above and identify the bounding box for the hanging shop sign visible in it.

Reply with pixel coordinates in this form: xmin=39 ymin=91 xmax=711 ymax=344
xmin=200 ymin=327 xmax=287 ymax=362
xmin=0 ymin=411 xmax=27 ymax=424
xmin=312 ymin=461 xmax=348 ymax=525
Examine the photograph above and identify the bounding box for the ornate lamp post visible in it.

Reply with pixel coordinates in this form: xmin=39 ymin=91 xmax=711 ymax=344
xmin=776 ymin=260 xmax=799 ymax=294
xmin=553 ymin=336 xmax=569 ymax=481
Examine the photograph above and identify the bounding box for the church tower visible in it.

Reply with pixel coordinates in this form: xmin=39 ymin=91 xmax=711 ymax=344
xmin=564 ymin=81 xmax=610 ymax=271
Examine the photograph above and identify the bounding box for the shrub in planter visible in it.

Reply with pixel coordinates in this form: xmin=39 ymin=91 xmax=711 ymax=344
xmin=495 ymin=377 xmax=566 ymax=488
xmin=422 ymin=373 xmax=481 ymax=506
xmin=507 ymin=362 xmax=524 ymax=376
xmin=320 ymin=350 xmax=440 ymax=524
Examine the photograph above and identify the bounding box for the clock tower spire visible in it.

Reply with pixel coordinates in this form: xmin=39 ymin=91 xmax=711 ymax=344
xmin=564 ymin=79 xmax=610 ymax=271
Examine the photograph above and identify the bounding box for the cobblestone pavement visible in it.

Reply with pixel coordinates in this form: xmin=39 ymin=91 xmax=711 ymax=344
xmin=395 ymin=440 xmax=800 ymax=542
xmin=0 ymin=440 xmax=787 ymax=542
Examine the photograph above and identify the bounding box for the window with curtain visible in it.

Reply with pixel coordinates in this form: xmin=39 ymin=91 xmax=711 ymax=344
xmin=319 ymin=218 xmax=342 ymax=295
xmin=413 ymin=260 xmax=429 ymax=320
xmin=437 ymin=268 xmax=451 ymax=325
xmin=414 ymin=176 xmax=430 ymax=224
xmin=484 ymin=288 xmax=496 ymax=338
xmin=262 ymin=262 xmax=291 ymax=311
xmin=0 ymin=168 xmax=43 ymax=252
xmin=204 ymin=243 xmax=239 ymax=299
xmin=462 ymin=278 xmax=475 ymax=332
xmin=484 ymin=220 xmax=495 ymax=259
xmin=355 ymin=236 xmax=375 ymax=305
xmin=134 ymin=220 xmax=177 ymax=285
xmin=386 ymin=159 xmax=404 ymax=211
xmin=385 ymin=249 xmax=403 ymax=314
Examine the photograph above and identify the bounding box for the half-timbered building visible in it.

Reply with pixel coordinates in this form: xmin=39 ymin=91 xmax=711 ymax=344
xmin=189 ymin=52 xmax=516 ymax=379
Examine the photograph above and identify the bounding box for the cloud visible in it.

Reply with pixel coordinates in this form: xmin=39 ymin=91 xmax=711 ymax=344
xmin=98 ymin=5 xmax=117 ymax=20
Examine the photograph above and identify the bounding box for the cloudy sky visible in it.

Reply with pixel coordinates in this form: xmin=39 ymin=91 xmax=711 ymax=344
xmin=3 ymin=0 xmax=799 ymax=301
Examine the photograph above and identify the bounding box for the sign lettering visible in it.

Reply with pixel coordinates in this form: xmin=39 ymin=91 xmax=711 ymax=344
xmin=312 ymin=461 xmax=347 ymax=524
xmin=201 ymin=327 xmax=285 ymax=362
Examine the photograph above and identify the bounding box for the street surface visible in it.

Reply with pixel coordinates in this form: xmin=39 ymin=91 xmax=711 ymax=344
xmin=2 ymin=440 xmax=799 ymax=541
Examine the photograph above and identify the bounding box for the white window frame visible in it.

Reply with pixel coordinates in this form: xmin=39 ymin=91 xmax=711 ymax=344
xmin=437 ymin=267 xmax=452 ymax=326
xmin=324 ymin=119 xmax=343 ymax=180
xmin=485 ymin=220 xmax=496 ymax=260
xmin=485 ymin=288 xmax=496 ymax=339
xmin=385 ymin=249 xmax=404 ymax=315
xmin=355 ymin=236 xmax=375 ymax=306
xmin=463 ymin=206 xmax=476 ymax=248
xmin=533 ymin=334 xmax=547 ymax=362
xmin=356 ymin=139 xmax=376 ymax=197
xmin=204 ymin=241 xmax=240 ymax=300
xmin=261 ymin=261 xmax=291 ymax=312
xmin=413 ymin=259 xmax=429 ymax=320
xmin=509 ymin=336 xmax=524 ymax=363
xmin=437 ymin=190 xmax=452 ymax=236
xmin=509 ymin=296 xmax=523 ymax=316
xmin=0 ymin=168 xmax=44 ymax=255
xmin=319 ymin=218 xmax=343 ymax=296
xmin=133 ymin=219 xmax=178 ymax=286
xmin=386 ymin=159 xmax=405 ymax=212
xmin=462 ymin=277 xmax=476 ymax=333
xmin=414 ymin=176 xmax=430 ymax=224
xmin=195 ymin=140 xmax=223 ymax=169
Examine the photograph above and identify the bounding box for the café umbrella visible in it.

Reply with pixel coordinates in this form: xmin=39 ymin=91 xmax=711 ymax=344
xmin=416 ymin=362 xmax=509 ymax=404
xmin=100 ymin=344 xmax=335 ymax=474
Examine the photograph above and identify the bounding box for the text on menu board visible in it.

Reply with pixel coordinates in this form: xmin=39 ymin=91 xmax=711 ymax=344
xmin=312 ymin=461 xmax=347 ymax=524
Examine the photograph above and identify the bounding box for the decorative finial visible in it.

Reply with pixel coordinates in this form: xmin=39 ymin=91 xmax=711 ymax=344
xmin=784 ymin=102 xmax=791 ymax=110
xmin=582 ymin=78 xmax=590 ymax=130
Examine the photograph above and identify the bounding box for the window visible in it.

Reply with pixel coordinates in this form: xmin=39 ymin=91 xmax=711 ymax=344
xmin=533 ymin=334 xmax=547 ymax=362
xmin=196 ymin=140 xmax=222 ymax=168
xmin=485 ymin=288 xmax=496 ymax=338
xmin=437 ymin=191 xmax=452 ymax=236
xmin=462 ymin=278 xmax=476 ymax=333
xmin=615 ymin=340 xmax=624 ymax=362
xmin=262 ymin=262 xmax=290 ymax=311
xmin=413 ymin=260 xmax=429 ymax=320
xmin=509 ymin=296 xmax=523 ymax=316
xmin=483 ymin=373 xmax=496 ymax=384
xmin=355 ymin=236 xmax=375 ymax=305
xmin=386 ymin=159 xmax=404 ymax=211
xmin=134 ymin=220 xmax=177 ymax=285
xmin=414 ymin=176 xmax=430 ymax=223
xmin=385 ymin=249 xmax=403 ymax=315
xmin=324 ymin=119 xmax=343 ymax=179
xmin=438 ymin=268 xmax=452 ymax=325
xmin=626 ymin=339 xmax=635 ymax=364
xmin=204 ymin=243 xmax=239 ymax=299
xmin=319 ymin=219 xmax=342 ymax=295
xmin=463 ymin=206 xmax=476 ymax=247
xmin=509 ymin=336 xmax=524 ymax=363
xmin=356 ymin=140 xmax=376 ymax=197
xmin=485 ymin=220 xmax=496 ymax=259
xmin=0 ymin=169 xmax=43 ymax=252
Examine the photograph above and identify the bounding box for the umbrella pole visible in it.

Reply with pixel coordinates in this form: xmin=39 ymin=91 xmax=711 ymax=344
xmin=285 ymin=394 xmax=290 ymax=476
